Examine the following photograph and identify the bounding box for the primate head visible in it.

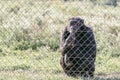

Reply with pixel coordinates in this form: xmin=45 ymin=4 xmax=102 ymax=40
xmin=67 ymin=17 xmax=84 ymax=33
xmin=63 ymin=17 xmax=85 ymax=47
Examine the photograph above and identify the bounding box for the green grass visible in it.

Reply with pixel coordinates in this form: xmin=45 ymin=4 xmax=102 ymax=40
xmin=0 ymin=0 xmax=120 ymax=80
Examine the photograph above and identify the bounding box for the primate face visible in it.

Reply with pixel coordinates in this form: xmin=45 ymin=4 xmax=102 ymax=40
xmin=68 ymin=17 xmax=84 ymax=33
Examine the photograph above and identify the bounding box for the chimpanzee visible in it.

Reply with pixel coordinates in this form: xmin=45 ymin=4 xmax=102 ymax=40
xmin=60 ymin=17 xmax=97 ymax=77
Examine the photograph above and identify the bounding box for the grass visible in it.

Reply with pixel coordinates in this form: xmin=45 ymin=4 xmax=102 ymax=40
xmin=0 ymin=0 xmax=120 ymax=80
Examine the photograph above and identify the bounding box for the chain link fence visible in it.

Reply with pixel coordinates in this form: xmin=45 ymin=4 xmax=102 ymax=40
xmin=0 ymin=0 xmax=120 ymax=80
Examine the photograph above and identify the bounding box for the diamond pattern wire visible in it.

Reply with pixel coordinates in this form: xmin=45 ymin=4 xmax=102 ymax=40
xmin=0 ymin=0 xmax=120 ymax=80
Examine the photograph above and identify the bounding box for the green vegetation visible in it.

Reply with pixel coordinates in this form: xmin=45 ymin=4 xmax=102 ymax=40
xmin=0 ymin=0 xmax=120 ymax=80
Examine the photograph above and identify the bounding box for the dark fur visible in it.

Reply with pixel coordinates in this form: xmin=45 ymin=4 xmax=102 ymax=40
xmin=60 ymin=17 xmax=97 ymax=77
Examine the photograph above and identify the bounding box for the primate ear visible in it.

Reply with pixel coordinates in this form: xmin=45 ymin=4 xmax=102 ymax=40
xmin=66 ymin=26 xmax=70 ymax=33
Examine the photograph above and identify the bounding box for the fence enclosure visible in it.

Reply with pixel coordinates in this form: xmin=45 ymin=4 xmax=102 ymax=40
xmin=0 ymin=0 xmax=120 ymax=80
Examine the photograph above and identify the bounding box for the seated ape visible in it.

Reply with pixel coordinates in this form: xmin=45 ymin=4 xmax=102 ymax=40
xmin=60 ymin=17 xmax=97 ymax=77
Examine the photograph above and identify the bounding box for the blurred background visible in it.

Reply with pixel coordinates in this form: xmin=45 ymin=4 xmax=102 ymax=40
xmin=0 ymin=0 xmax=120 ymax=80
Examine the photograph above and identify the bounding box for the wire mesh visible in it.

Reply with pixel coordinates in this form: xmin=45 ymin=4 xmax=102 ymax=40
xmin=0 ymin=0 xmax=120 ymax=80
